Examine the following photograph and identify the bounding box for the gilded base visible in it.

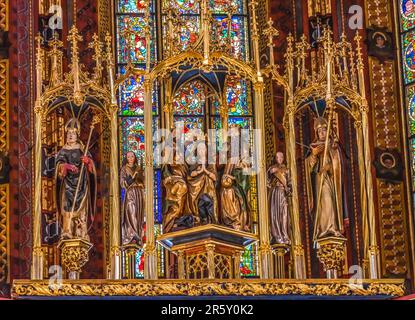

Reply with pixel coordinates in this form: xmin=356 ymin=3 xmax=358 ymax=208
xmin=11 ymin=279 xmax=405 ymax=298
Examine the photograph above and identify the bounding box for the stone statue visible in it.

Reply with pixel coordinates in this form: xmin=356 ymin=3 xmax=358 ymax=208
xmin=305 ymin=117 xmax=344 ymax=241
xmin=55 ymin=118 xmax=96 ymax=241
xmin=163 ymin=148 xmax=189 ymax=233
xmin=220 ymin=153 xmax=250 ymax=232
xmin=186 ymin=143 xmax=218 ymax=225
xmin=267 ymin=152 xmax=292 ymax=245
xmin=120 ymin=151 xmax=145 ymax=246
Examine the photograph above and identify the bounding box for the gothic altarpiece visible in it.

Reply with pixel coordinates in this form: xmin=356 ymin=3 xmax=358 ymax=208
xmin=3 ymin=0 xmax=413 ymax=298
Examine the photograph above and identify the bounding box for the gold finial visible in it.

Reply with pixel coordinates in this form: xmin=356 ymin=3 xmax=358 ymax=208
xmin=354 ymin=31 xmax=363 ymax=68
xmin=89 ymin=33 xmax=104 ymax=81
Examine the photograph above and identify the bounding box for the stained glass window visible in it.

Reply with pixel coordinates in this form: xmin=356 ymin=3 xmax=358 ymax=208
xmin=400 ymin=1 xmax=415 ymax=206
xmin=401 ymin=0 xmax=415 ymax=31
xmin=117 ymin=0 xmax=164 ymax=278
xmin=116 ymin=16 xmax=156 ymax=64
xmin=174 ymin=81 xmax=206 ymax=115
xmin=117 ymin=0 xmax=257 ymax=278
xmin=162 ymin=0 xmax=249 ymax=60
xmin=212 ymin=16 xmax=248 ymax=60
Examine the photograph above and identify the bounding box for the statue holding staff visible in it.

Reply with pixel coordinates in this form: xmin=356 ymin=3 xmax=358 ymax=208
xmin=55 ymin=118 xmax=97 ymax=241
xmin=305 ymin=117 xmax=344 ymax=242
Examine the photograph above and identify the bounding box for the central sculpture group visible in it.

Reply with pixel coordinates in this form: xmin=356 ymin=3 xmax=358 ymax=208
xmin=55 ymin=114 xmax=345 ymax=251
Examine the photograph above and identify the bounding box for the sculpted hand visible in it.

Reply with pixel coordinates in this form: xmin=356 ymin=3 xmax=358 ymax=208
xmin=61 ymin=163 xmax=79 ymax=176
xmin=81 ymin=156 xmax=91 ymax=165
xmin=81 ymin=156 xmax=94 ymax=172
xmin=312 ymin=144 xmax=325 ymax=156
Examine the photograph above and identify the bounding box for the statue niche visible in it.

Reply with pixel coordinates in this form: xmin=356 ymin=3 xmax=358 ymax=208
xmin=55 ymin=118 xmax=97 ymax=242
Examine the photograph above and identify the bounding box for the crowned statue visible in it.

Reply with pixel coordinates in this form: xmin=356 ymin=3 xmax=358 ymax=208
xmin=305 ymin=117 xmax=344 ymax=242
xmin=120 ymin=151 xmax=145 ymax=246
xmin=55 ymin=118 xmax=97 ymax=242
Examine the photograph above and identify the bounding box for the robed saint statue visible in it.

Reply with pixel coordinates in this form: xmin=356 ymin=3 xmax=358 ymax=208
xmin=120 ymin=151 xmax=145 ymax=246
xmin=55 ymin=118 xmax=97 ymax=241
xmin=305 ymin=117 xmax=344 ymax=242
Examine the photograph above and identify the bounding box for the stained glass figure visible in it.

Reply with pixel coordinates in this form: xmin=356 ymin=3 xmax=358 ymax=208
xmin=177 ymin=17 xmax=200 ymax=51
xmin=401 ymin=0 xmax=415 ymax=31
xmin=117 ymin=16 xmax=155 ymax=64
xmin=213 ymin=78 xmax=250 ymax=116
xmin=174 ymin=80 xmax=206 ymax=115
xmin=212 ymin=16 xmax=247 ymax=59
xmin=165 ymin=0 xmax=200 ymax=13
xmin=402 ymin=30 xmax=415 ymax=84
xmin=118 ymin=0 xmax=150 ymax=13
xmin=210 ymin=0 xmax=245 ymax=14
xmin=407 ymin=85 xmax=415 ymax=136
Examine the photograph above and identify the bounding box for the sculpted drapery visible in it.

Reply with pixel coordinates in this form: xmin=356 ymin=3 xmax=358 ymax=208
xmin=163 ymin=150 xmax=189 ymax=233
xmin=221 ymin=159 xmax=251 ymax=232
xmin=267 ymin=152 xmax=292 ymax=245
xmin=305 ymin=117 xmax=344 ymax=242
xmin=120 ymin=151 xmax=145 ymax=246
xmin=55 ymin=118 xmax=96 ymax=242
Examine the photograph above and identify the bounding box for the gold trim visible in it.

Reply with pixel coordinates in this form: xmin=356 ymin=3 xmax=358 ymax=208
xmin=157 ymin=224 xmax=259 ymax=242
xmin=11 ymin=279 xmax=405 ymax=297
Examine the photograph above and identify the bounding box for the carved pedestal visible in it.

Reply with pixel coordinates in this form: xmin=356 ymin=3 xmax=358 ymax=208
xmin=272 ymin=244 xmax=290 ymax=279
xmin=316 ymin=237 xmax=346 ymax=279
xmin=158 ymin=224 xmax=257 ymax=280
xmin=123 ymin=244 xmax=141 ymax=279
xmin=58 ymin=239 xmax=92 ymax=280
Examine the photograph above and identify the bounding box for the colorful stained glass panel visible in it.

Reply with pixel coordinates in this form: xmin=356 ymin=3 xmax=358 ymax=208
xmin=409 ymin=138 xmax=415 ymax=190
xmin=210 ymin=0 xmax=245 ymax=14
xmin=118 ymin=69 xmax=159 ymax=116
xmin=406 ymin=85 xmax=415 ymax=135
xmin=178 ymin=16 xmax=200 ymax=51
xmin=117 ymin=0 xmax=153 ymax=13
xmin=163 ymin=0 xmax=200 ymax=14
xmin=174 ymin=81 xmax=206 ymax=115
xmin=212 ymin=16 xmax=247 ymax=59
xmin=121 ymin=118 xmax=145 ymax=162
xmin=117 ymin=16 xmax=155 ymax=64
xmin=401 ymin=0 xmax=415 ymax=32
xmin=402 ymin=30 xmax=415 ymax=84
xmin=173 ymin=117 xmax=204 ymax=132
xmin=214 ymin=79 xmax=250 ymax=116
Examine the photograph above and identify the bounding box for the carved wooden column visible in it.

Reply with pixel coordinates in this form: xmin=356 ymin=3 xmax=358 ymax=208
xmin=31 ymin=37 xmax=45 ymax=280
xmin=356 ymin=35 xmax=380 ymax=279
xmin=177 ymin=250 xmax=185 ymax=279
xmin=253 ymin=81 xmax=273 ymax=279
xmin=284 ymin=35 xmax=307 ymax=279
xmin=143 ymin=77 xmax=157 ymax=279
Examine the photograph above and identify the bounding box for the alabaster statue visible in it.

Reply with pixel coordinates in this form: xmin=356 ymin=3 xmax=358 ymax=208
xmin=55 ymin=118 xmax=96 ymax=241
xmin=220 ymin=152 xmax=250 ymax=232
xmin=163 ymin=148 xmax=189 ymax=233
xmin=120 ymin=151 xmax=145 ymax=246
xmin=186 ymin=143 xmax=218 ymax=225
xmin=267 ymin=152 xmax=292 ymax=245
xmin=305 ymin=117 xmax=344 ymax=241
